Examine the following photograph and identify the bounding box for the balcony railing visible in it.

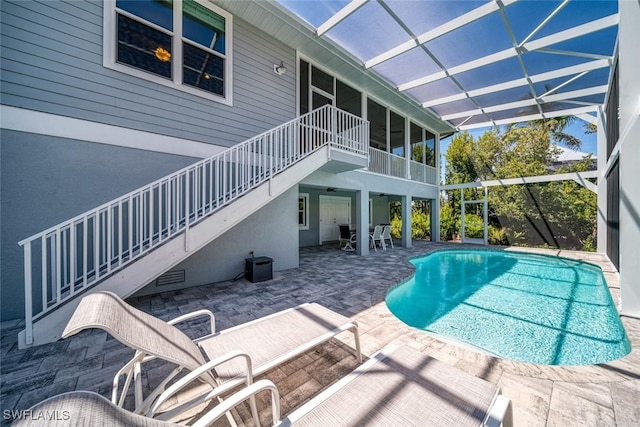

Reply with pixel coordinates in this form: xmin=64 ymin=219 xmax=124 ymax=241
xmin=18 ymin=105 xmax=368 ymax=346
xmin=369 ymin=147 xmax=438 ymax=185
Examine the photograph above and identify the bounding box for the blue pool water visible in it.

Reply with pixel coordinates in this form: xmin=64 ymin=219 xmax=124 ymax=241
xmin=386 ymin=249 xmax=631 ymax=365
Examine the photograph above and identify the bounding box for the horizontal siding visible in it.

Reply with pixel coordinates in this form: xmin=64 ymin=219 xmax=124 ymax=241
xmin=1 ymin=0 xmax=297 ymax=149
xmin=1 ymin=129 xmax=200 ymax=321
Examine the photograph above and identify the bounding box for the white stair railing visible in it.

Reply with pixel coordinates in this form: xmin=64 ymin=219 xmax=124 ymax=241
xmin=18 ymin=105 xmax=368 ymax=345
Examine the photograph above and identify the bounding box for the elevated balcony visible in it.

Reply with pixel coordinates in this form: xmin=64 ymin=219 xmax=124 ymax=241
xmin=368 ymin=147 xmax=438 ymax=185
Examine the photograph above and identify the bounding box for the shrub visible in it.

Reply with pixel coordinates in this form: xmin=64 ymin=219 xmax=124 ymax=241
xmin=390 ymin=211 xmax=431 ymax=240
xmin=488 ymin=225 xmax=509 ymax=246
xmin=462 ymin=214 xmax=484 ymax=239
xmin=440 ymin=204 xmax=458 ymax=240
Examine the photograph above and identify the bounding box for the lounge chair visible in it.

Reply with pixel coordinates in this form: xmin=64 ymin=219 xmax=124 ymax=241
xmin=202 ymin=344 xmax=514 ymax=427
xmin=21 ymin=344 xmax=511 ymax=426
xmin=12 ymin=391 xmax=197 ymax=427
xmin=61 ymin=292 xmax=361 ymax=419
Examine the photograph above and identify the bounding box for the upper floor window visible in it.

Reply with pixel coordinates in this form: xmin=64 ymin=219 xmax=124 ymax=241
xmin=105 ymin=0 xmax=232 ymax=105
xmin=410 ymin=122 xmax=437 ymax=167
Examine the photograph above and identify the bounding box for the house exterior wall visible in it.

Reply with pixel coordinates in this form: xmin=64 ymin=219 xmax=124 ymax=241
xmin=0 ymin=0 xmax=296 ymax=147
xmin=0 ymin=0 xmax=299 ymax=321
xmin=0 ymin=130 xmax=198 ymax=320
xmin=618 ymin=0 xmax=640 ymax=318
xmin=132 ymin=187 xmax=299 ymax=297
xmin=1 ymin=0 xmax=443 ymax=325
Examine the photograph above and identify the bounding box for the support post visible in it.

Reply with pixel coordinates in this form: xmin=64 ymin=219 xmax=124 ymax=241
xmin=484 ymin=186 xmax=489 ymax=245
xmin=461 ymin=188 xmax=465 ymax=241
xmin=23 ymin=242 xmax=33 ymax=346
xmin=356 ymin=189 xmax=370 ymax=256
xmin=596 ymin=107 xmax=608 ymax=254
xmin=402 ymin=194 xmax=412 ymax=248
xmin=431 ymin=195 xmax=441 ymax=242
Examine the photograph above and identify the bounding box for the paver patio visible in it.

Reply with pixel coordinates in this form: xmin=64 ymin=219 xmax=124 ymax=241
xmin=1 ymin=241 xmax=638 ymax=426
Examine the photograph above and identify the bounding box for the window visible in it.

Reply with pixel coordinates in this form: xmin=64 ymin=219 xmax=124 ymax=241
xmin=410 ymin=122 xmax=424 ymax=163
xmin=299 ymin=59 xmax=361 ymax=117
xmin=105 ymin=0 xmax=232 ymax=104
xmin=425 ymin=130 xmax=436 ymax=167
xmin=410 ymin=123 xmax=436 ymax=167
xmin=336 ymin=80 xmax=361 ymax=117
xmin=299 ymin=60 xmax=310 ymax=115
xmin=367 ymin=99 xmax=387 ymax=151
xmin=389 ymin=111 xmax=405 ymax=157
xmin=298 ymin=193 xmax=309 ymax=230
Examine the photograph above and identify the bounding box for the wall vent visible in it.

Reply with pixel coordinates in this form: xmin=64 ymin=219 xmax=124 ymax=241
xmin=156 ymin=270 xmax=186 ymax=286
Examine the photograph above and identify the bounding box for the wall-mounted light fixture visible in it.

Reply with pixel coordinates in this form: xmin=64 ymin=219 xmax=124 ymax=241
xmin=273 ymin=61 xmax=287 ymax=75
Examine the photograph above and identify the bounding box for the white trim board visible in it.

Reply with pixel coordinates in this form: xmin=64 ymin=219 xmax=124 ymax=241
xmin=0 ymin=106 xmax=225 ymax=159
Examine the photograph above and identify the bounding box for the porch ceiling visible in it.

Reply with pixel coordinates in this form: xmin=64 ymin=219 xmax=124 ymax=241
xmin=274 ymin=0 xmax=618 ymax=130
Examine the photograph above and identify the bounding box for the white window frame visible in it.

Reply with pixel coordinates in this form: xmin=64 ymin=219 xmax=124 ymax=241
xmin=103 ymin=0 xmax=233 ymax=106
xmin=298 ymin=193 xmax=310 ymax=230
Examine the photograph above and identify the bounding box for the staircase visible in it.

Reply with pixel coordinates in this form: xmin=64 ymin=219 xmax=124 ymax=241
xmin=18 ymin=105 xmax=369 ymax=348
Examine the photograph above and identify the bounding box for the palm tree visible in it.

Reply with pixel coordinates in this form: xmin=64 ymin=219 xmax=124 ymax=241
xmin=531 ymin=116 xmax=582 ymax=149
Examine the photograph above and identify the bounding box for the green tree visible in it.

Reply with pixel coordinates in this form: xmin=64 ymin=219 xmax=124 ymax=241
xmin=528 ymin=116 xmax=581 ymax=149
xmin=441 ymin=119 xmax=597 ymax=251
xmin=390 ymin=200 xmax=432 ymax=240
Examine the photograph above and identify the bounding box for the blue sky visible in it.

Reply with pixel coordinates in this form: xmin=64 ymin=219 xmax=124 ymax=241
xmin=438 ymin=119 xmax=597 ymax=182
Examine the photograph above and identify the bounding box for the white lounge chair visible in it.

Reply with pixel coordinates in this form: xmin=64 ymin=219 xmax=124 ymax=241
xmin=16 ymin=345 xmax=512 ymax=427
xmin=195 ymin=345 xmax=514 ymax=427
xmin=61 ymin=292 xmax=361 ymax=420
xmin=12 ymin=391 xmax=208 ymax=427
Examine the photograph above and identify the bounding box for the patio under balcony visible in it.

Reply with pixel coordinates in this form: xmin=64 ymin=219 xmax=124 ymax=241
xmin=2 ymin=242 xmax=638 ymax=426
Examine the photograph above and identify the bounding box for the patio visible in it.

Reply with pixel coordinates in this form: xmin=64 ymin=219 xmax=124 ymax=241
xmin=1 ymin=241 xmax=639 ymax=426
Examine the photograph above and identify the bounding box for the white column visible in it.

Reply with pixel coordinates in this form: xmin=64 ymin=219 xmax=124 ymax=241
xmin=356 ymin=189 xmax=370 ymax=256
xmin=596 ymin=107 xmax=607 ymax=254
xmin=619 ymin=0 xmax=640 ymax=318
xmin=483 ymin=186 xmax=489 ymax=245
xmin=402 ymin=194 xmax=412 ymax=248
xmin=435 ymin=133 xmax=440 ymax=183
xmin=431 ymin=194 xmax=441 ymax=242
xmin=405 ymin=116 xmax=411 ymax=180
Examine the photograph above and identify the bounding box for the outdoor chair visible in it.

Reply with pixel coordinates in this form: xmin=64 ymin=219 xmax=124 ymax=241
xmin=369 ymin=225 xmax=385 ymax=252
xmin=381 ymin=224 xmax=394 ymax=249
xmin=12 ymin=390 xmax=213 ymax=427
xmin=194 ymin=344 xmax=514 ymax=427
xmin=16 ymin=345 xmax=512 ymax=427
xmin=61 ymin=292 xmax=361 ymax=421
xmin=338 ymin=224 xmax=356 ymax=251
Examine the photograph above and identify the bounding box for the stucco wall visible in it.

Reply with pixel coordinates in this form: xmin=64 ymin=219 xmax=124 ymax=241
xmin=132 ymin=187 xmax=299 ymax=297
xmin=0 ymin=130 xmax=198 ymax=320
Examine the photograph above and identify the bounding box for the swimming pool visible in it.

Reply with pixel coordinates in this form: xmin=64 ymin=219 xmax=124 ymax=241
xmin=385 ymin=249 xmax=631 ymax=365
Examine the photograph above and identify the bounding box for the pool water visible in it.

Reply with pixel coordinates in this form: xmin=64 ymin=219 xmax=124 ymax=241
xmin=385 ymin=249 xmax=631 ymax=365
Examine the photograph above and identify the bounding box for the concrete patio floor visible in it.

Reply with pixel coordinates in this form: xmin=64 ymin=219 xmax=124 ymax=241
xmin=1 ymin=241 xmax=639 ymax=426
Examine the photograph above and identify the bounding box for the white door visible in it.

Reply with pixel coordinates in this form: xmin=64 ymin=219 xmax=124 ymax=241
xmin=319 ymin=196 xmax=351 ymax=244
